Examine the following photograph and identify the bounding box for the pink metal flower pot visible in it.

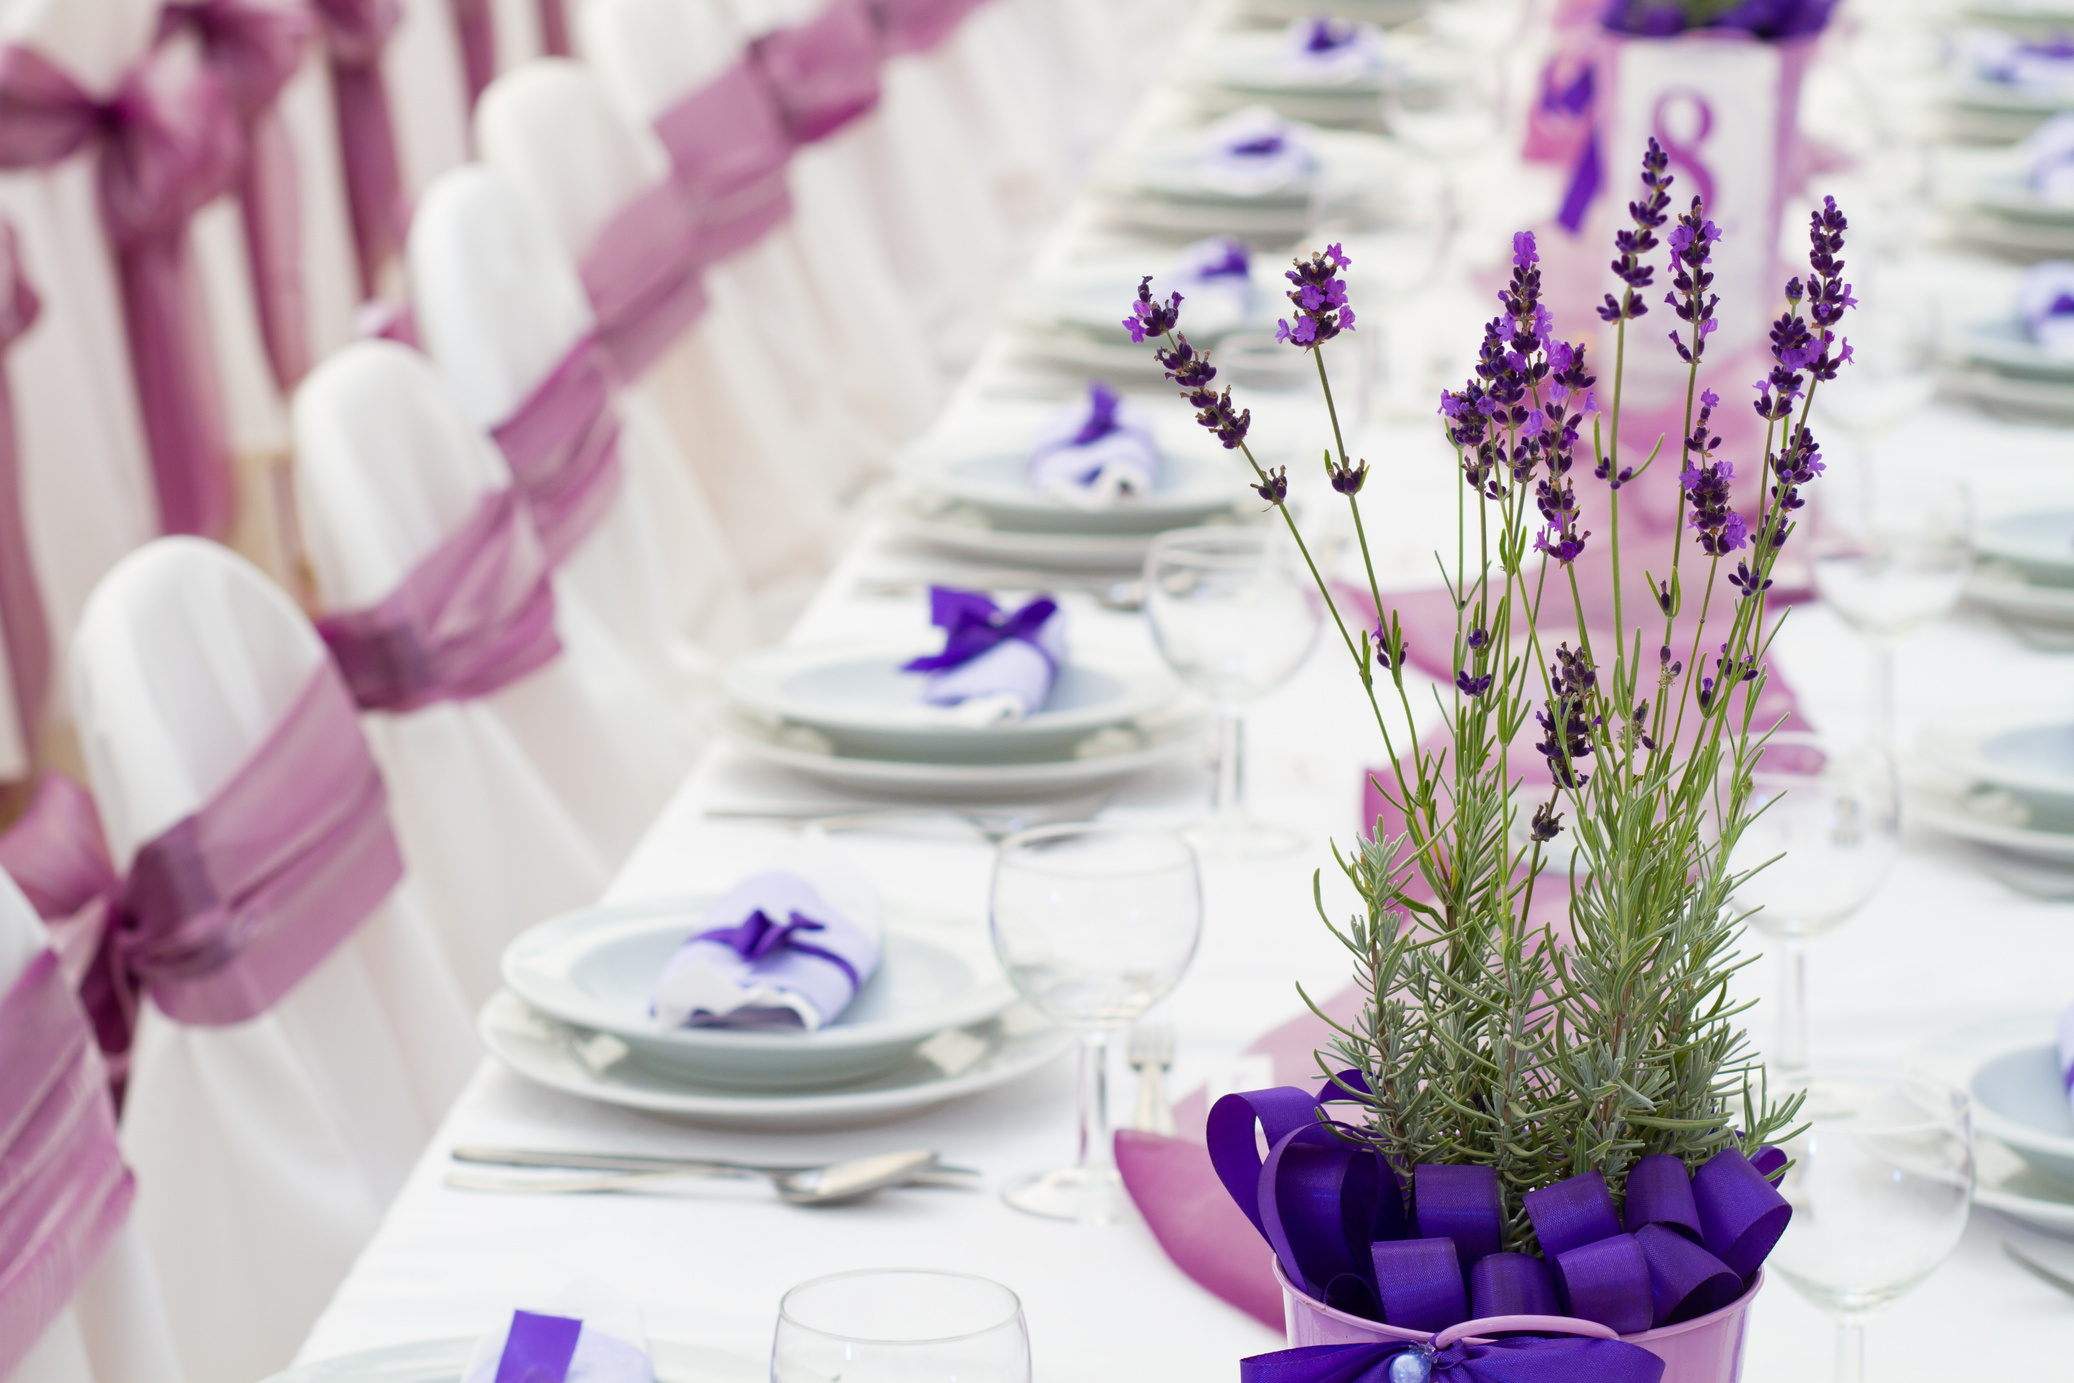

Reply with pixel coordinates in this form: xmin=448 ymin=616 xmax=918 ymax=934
xmin=1273 ymin=1259 xmax=1759 ymax=1383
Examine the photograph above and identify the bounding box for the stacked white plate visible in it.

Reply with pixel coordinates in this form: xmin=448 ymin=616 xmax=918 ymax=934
xmin=265 ymin=1339 xmax=760 ymax=1383
xmin=1962 ymin=1 xmax=2074 ymax=41
xmin=1945 ymin=74 xmax=2072 ymax=143
xmin=1234 ymin=0 xmax=1421 ymax=24
xmin=1913 ymin=1013 xmax=2074 ymax=1234
xmin=480 ymin=897 xmax=1072 ymax=1128
xmin=1913 ymin=706 xmax=2074 ymax=893
xmin=1087 ymin=126 xmax=1397 ymax=237
xmin=1955 ymin=170 xmax=2074 ymax=257
xmin=1946 ymin=317 xmax=2074 ymax=417
xmin=717 ymin=635 xmax=1212 ymax=797
xmin=1963 ymin=508 xmax=2074 ymax=646
xmin=1178 ymin=27 xmax=1403 ymax=129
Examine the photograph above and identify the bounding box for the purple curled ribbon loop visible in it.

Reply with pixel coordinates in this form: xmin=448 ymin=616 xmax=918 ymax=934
xmin=1692 ymin=1148 xmax=1792 ymax=1278
xmin=1622 ymin=1154 xmax=1702 ymax=1240
xmin=1414 ymin=1164 xmax=1503 ymax=1267
xmin=902 ymin=589 xmax=1061 ymax=677
xmin=695 ymin=909 xmax=861 ymax=991
xmin=1240 ymin=1327 xmax=1666 ymax=1383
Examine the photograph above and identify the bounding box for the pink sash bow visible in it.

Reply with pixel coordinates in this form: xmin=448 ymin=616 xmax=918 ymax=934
xmin=0 ymin=225 xmax=46 ymax=769
xmin=316 ymin=487 xmax=563 ymax=712
xmin=651 ymin=59 xmax=795 ymax=266
xmin=0 ymin=665 xmax=404 ymax=1097
xmin=752 ymin=0 xmax=883 ymax=143
xmin=313 ymin=0 xmax=409 ymax=299
xmin=871 ymin=0 xmax=982 ymax=55
xmin=0 ymin=42 xmax=240 ymax=539
xmin=490 ymin=334 xmax=625 ymax=564
xmin=579 ymin=179 xmax=711 ymax=377
xmin=0 ymin=950 xmax=133 ymax=1380
xmin=166 ymin=0 xmax=316 ymax=389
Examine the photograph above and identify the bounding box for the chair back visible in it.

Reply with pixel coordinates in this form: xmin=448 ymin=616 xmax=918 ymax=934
xmin=578 ymin=0 xmax=741 ymax=118
xmin=474 ymin=60 xmax=671 ymax=258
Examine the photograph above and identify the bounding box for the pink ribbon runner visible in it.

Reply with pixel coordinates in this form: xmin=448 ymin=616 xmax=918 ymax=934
xmin=0 ymin=663 xmax=403 ymax=1098
xmin=651 ymin=58 xmax=795 ymax=266
xmin=578 ymin=178 xmax=711 ymax=378
xmin=0 ymin=950 xmax=134 ymax=1379
xmin=316 ymin=486 xmax=563 ymax=712
xmin=314 ymin=0 xmax=410 ymax=300
xmin=0 ymin=225 xmax=45 ymax=770
xmin=752 ymin=0 xmax=883 ymax=143
xmin=0 ymin=43 xmax=240 ymax=539
xmin=489 ymin=334 xmax=625 ymax=565
xmin=452 ymin=0 xmax=495 ymax=109
xmin=167 ymin=0 xmax=316 ymax=390
xmin=871 ymin=0 xmax=983 ymax=55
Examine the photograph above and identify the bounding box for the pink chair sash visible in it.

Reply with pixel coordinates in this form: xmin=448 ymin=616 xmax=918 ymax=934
xmin=538 ymin=0 xmax=572 ymax=57
xmin=314 ymin=0 xmax=410 ymax=300
xmin=0 ymin=43 xmax=240 ymax=539
xmin=451 ymin=0 xmax=495 ymax=109
xmin=0 ymin=950 xmax=133 ymax=1379
xmin=0 ymin=224 xmax=47 ymax=770
xmin=871 ymin=0 xmax=983 ymax=55
xmin=0 ymin=664 xmax=404 ymax=1095
xmin=651 ymin=59 xmax=795 ymax=265
xmin=579 ymin=179 xmax=711 ymax=377
xmin=167 ymin=0 xmax=316 ymax=389
xmin=752 ymin=0 xmax=883 ymax=143
xmin=316 ymin=486 xmax=563 ymax=712
xmin=491 ymin=334 xmax=624 ymax=565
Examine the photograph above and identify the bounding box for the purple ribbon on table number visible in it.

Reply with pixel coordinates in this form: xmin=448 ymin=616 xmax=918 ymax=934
xmin=0 ymin=949 xmax=135 ymax=1381
xmin=165 ymin=0 xmax=315 ymax=390
xmin=316 ymin=487 xmax=563 ymax=713
xmin=752 ymin=0 xmax=884 ymax=144
xmin=0 ymin=667 xmax=404 ymax=1099
xmin=0 ymin=43 xmax=241 ymax=539
xmin=313 ymin=0 xmax=410 ymax=300
xmin=489 ymin=334 xmax=625 ymax=565
xmin=0 ymin=223 xmax=47 ymax=768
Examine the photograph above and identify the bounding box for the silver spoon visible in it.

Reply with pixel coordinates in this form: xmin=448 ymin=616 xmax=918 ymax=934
xmin=445 ymin=1148 xmax=954 ymax=1207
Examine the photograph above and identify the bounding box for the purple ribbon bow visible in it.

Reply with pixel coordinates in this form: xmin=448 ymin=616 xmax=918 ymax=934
xmin=0 ymin=949 xmax=135 ymax=1381
xmin=752 ymin=0 xmax=883 ymax=144
xmin=902 ymin=588 xmax=1061 ymax=676
xmin=313 ymin=0 xmax=409 ymax=300
xmin=1241 ymin=1333 xmax=1666 ymax=1383
xmin=0 ymin=222 xmax=45 ymax=766
xmin=489 ymin=334 xmax=625 ymax=565
xmin=0 ymin=666 xmax=404 ymax=1103
xmin=1207 ymin=1080 xmax=1793 ymax=1338
xmin=695 ymin=908 xmax=862 ymax=990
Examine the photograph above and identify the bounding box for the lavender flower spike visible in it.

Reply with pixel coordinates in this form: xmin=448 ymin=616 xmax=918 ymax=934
xmin=1277 ymin=243 xmax=1355 ymax=350
xmin=1124 ymin=275 xmax=1182 ymax=344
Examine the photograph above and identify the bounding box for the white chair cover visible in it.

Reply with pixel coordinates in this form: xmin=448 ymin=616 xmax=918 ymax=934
xmin=292 ymin=340 xmax=682 ymax=1003
xmin=68 ymin=538 xmax=478 ymax=1383
xmin=408 ymin=163 xmax=755 ymax=739
xmin=0 ymin=0 xmax=161 ymax=735
xmin=472 ymin=59 xmax=844 ymax=604
xmin=0 ymin=872 xmax=185 ymax=1383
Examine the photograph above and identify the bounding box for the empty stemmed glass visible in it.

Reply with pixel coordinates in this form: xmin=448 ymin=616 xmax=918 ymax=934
xmin=1725 ymin=732 xmax=1900 ymax=1073
xmin=773 ymin=1269 xmax=1031 ymax=1383
xmin=990 ymin=824 xmax=1202 ymax=1224
xmin=1379 ymin=40 xmax=1503 ymax=272
xmin=1143 ymin=526 xmax=1325 ymax=856
xmin=1810 ymin=467 xmax=1973 ymax=752
xmin=1769 ymin=1071 xmax=1974 ymax=1383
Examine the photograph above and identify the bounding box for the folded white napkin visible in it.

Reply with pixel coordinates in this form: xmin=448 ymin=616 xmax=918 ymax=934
xmin=1027 ymin=382 xmax=1160 ymax=508
xmin=651 ymin=835 xmax=883 ymax=1032
xmin=2024 ymin=111 xmax=2074 ymax=205
xmin=1151 ymin=236 xmax=1255 ymax=338
xmin=462 ymin=1284 xmax=654 ymax=1383
xmin=1971 ymin=29 xmax=2074 ymax=93
xmin=1196 ymin=105 xmax=1316 ymax=195
xmin=1276 ymin=15 xmax=1383 ymax=83
xmin=904 ymin=586 xmax=1067 ymax=723
xmin=2019 ymin=260 xmax=2074 ymax=357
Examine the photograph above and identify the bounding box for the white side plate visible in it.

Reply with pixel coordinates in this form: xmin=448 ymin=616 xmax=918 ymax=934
xmin=263 ymin=1338 xmax=760 ymax=1382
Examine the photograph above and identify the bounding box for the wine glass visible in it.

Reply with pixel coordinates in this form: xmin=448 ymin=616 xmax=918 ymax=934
xmin=1143 ymin=526 xmax=1325 ymax=856
xmin=772 ymin=1269 xmax=1031 ymax=1383
xmin=1724 ymin=732 xmax=1900 ymax=1073
xmin=1379 ymin=40 xmax=1504 ymax=276
xmin=1768 ymin=1071 xmax=1974 ymax=1383
xmin=1809 ymin=467 xmax=1973 ymax=752
xmin=990 ymin=824 xmax=1202 ymax=1223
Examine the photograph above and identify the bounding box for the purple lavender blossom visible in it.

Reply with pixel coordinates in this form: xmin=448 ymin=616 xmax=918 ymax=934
xmin=1277 ymin=244 xmax=1355 ymax=350
xmin=1254 ymin=465 xmax=1288 ymax=506
xmin=1533 ymin=644 xmax=1596 ymax=789
xmin=1330 ymin=458 xmax=1368 ymax=494
xmin=1600 ymin=140 xmax=1671 ymax=325
xmin=1124 ymin=276 xmax=1182 ymax=344
xmin=1665 ymin=198 xmax=1723 ymax=365
xmin=1456 ymin=670 xmax=1494 ymax=698
xmin=1680 ymin=389 xmax=1747 ymax=557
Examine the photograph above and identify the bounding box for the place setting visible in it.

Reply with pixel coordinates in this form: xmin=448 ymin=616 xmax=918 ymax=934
xmin=1944 ymin=258 xmax=2074 ymax=417
xmin=1910 ymin=1006 xmax=2074 ymax=1238
xmin=1963 ymin=498 xmax=2074 ymax=647
xmin=1951 ymin=109 xmax=2074 ymax=256
xmin=1175 ymin=15 xmax=1402 ymax=129
xmin=1945 ymin=26 xmax=2074 ymax=143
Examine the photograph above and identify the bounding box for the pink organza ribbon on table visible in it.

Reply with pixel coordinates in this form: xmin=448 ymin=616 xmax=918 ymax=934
xmin=313 ymin=0 xmax=409 ymax=300
xmin=316 ymin=486 xmax=563 ymax=713
xmin=752 ymin=0 xmax=883 ymax=143
xmin=0 ymin=949 xmax=134 ymax=1380
xmin=0 ymin=665 xmax=404 ymax=1098
xmin=0 ymin=41 xmax=240 ymax=539
xmin=165 ymin=0 xmax=315 ymax=390
xmin=490 ymin=334 xmax=625 ymax=565
xmin=0 ymin=223 xmax=46 ymax=768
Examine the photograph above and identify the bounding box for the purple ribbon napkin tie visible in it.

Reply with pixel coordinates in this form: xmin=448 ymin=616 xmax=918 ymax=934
xmin=1278 ymin=16 xmax=1381 ymax=82
xmin=1970 ymin=29 xmax=2074 ymax=92
xmin=902 ymin=586 xmax=1064 ymax=719
xmin=1205 ymin=1076 xmax=1792 ymax=1371
xmin=1027 ymin=382 xmax=1160 ymax=507
xmin=653 ymin=868 xmax=880 ymax=1031
xmin=467 ymin=1307 xmax=655 ymax=1383
xmin=1198 ymin=106 xmax=1316 ymax=194
xmin=489 ymin=334 xmax=625 ymax=566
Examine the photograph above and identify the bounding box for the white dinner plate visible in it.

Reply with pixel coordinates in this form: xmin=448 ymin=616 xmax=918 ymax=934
xmin=721 ymin=637 xmax=1180 ymax=762
xmin=1905 ymin=776 xmax=2074 ymax=861
xmin=1967 ymin=565 xmax=2074 ymax=648
xmin=480 ymin=989 xmax=1073 ymax=1130
xmin=886 ymin=491 xmax=1257 ymax=570
xmin=1911 ymin=1014 xmax=2074 ymax=1234
xmin=1953 ymin=320 xmax=2074 ymax=383
xmin=1969 ymin=1042 xmax=2074 ymax=1182
xmin=1975 ymin=508 xmax=2074 ymax=583
xmin=714 ymin=704 xmax=1210 ymax=800
xmin=897 ymin=448 xmax=1250 ymax=537
xmin=502 ymin=897 xmax=1015 ymax=1090
xmin=1944 ymin=361 xmax=2074 ymax=420
xmin=262 ymin=1337 xmax=759 ymax=1382
xmin=1920 ymin=710 xmax=2074 ymax=806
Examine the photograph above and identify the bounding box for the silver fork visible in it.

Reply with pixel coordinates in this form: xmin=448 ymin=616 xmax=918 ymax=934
xmin=1128 ymin=1019 xmax=1176 ymax=1136
xmin=706 ymin=791 xmax=1112 ymax=843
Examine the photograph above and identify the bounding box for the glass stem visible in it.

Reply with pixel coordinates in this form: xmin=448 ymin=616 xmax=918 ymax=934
xmin=1834 ymin=1318 xmax=1865 ymax=1383
xmin=1074 ymin=1030 xmax=1113 ymax=1175
xmin=1781 ymin=938 xmax=1809 ymax=1073
xmin=1212 ymin=705 xmax=1244 ymax=818
xmin=1871 ymin=637 xmax=1897 ymax=755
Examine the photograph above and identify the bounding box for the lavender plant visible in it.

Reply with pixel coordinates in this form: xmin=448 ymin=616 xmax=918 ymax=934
xmin=1126 ymin=140 xmax=1847 ymax=1249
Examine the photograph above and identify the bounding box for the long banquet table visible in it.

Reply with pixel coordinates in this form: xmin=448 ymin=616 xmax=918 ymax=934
xmin=294 ymin=31 xmax=2074 ymax=1383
